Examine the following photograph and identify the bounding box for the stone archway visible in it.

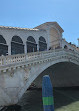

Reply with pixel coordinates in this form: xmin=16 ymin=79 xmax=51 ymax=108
xmin=33 ymin=62 xmax=79 ymax=88
xmin=39 ymin=36 xmax=47 ymax=51
xmin=0 ymin=35 xmax=8 ymax=56
xmin=0 ymin=49 xmax=79 ymax=106
xmin=18 ymin=55 xmax=79 ymax=100
xmin=27 ymin=36 xmax=37 ymax=53
xmin=11 ymin=36 xmax=24 ymax=55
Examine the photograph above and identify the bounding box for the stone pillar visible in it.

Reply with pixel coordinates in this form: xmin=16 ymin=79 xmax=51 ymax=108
xmin=24 ymin=42 xmax=27 ymax=54
xmin=37 ymin=43 xmax=39 ymax=52
xmin=8 ymin=42 xmax=11 ymax=55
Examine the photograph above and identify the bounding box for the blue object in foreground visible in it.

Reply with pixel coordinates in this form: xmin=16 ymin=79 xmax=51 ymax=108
xmin=42 ymin=75 xmax=54 ymax=111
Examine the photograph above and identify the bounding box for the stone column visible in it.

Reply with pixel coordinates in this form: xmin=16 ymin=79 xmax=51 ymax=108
xmin=37 ymin=43 xmax=39 ymax=52
xmin=8 ymin=42 xmax=11 ymax=55
xmin=24 ymin=42 xmax=27 ymax=54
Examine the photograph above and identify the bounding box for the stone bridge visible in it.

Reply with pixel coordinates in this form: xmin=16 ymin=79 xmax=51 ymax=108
xmin=0 ymin=49 xmax=79 ymax=106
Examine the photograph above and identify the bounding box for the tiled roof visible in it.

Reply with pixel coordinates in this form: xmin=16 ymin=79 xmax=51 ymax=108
xmin=0 ymin=25 xmax=39 ymax=31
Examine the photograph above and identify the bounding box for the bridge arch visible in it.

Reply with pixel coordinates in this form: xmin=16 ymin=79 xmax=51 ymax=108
xmin=0 ymin=35 xmax=8 ymax=56
xmin=18 ymin=55 xmax=79 ymax=99
xmin=27 ymin=36 xmax=37 ymax=53
xmin=0 ymin=49 xmax=79 ymax=106
xmin=11 ymin=36 xmax=24 ymax=55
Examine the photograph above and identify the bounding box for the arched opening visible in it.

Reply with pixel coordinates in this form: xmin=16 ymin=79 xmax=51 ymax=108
xmin=19 ymin=62 xmax=79 ymax=111
xmin=11 ymin=36 xmax=24 ymax=55
xmin=39 ymin=36 xmax=47 ymax=51
xmin=0 ymin=35 xmax=8 ymax=56
xmin=64 ymin=45 xmax=68 ymax=49
xmin=32 ymin=62 xmax=79 ymax=88
xmin=27 ymin=36 xmax=37 ymax=53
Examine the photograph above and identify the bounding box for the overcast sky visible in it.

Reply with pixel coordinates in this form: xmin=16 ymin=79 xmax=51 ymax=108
xmin=0 ymin=0 xmax=79 ymax=45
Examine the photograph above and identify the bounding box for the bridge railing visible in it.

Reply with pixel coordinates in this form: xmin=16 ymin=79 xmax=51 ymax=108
xmin=0 ymin=49 xmax=79 ymax=66
xmin=27 ymin=48 xmax=79 ymax=60
xmin=0 ymin=54 xmax=26 ymax=66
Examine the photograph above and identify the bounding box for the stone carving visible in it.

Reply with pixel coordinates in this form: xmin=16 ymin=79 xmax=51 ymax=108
xmin=23 ymin=66 xmax=31 ymax=80
xmin=10 ymin=69 xmax=14 ymax=77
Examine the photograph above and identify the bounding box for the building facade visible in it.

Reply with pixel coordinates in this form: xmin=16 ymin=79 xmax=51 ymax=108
xmin=0 ymin=22 xmax=78 ymax=56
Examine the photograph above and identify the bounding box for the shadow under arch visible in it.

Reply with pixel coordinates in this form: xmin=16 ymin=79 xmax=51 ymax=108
xmin=32 ymin=62 xmax=79 ymax=109
xmin=18 ymin=56 xmax=79 ymax=100
xmin=33 ymin=62 xmax=79 ymax=88
xmin=19 ymin=61 xmax=79 ymax=110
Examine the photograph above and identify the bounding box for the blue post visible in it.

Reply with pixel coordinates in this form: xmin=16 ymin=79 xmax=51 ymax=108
xmin=42 ymin=75 xmax=54 ymax=111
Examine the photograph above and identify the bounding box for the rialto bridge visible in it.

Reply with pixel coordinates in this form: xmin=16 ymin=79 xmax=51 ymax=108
xmin=0 ymin=22 xmax=79 ymax=106
xmin=0 ymin=49 xmax=79 ymax=106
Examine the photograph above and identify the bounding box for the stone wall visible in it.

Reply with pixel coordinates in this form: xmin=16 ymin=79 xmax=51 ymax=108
xmin=0 ymin=27 xmax=48 ymax=55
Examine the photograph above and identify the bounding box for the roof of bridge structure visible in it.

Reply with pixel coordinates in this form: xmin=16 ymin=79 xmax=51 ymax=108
xmin=0 ymin=22 xmax=64 ymax=32
xmin=0 ymin=25 xmax=46 ymax=32
xmin=34 ymin=22 xmax=64 ymax=33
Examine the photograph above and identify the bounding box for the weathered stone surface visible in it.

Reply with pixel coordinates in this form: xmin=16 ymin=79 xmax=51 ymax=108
xmin=0 ymin=22 xmax=79 ymax=106
xmin=0 ymin=49 xmax=79 ymax=106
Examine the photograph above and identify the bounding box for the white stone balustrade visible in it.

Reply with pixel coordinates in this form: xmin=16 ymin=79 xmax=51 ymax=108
xmin=0 ymin=49 xmax=79 ymax=68
xmin=0 ymin=49 xmax=79 ymax=106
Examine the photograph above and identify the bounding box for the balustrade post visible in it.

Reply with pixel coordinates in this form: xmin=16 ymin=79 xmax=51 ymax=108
xmin=25 ymin=54 xmax=28 ymax=61
xmin=0 ymin=59 xmax=3 ymax=65
xmin=3 ymin=57 xmax=6 ymax=65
